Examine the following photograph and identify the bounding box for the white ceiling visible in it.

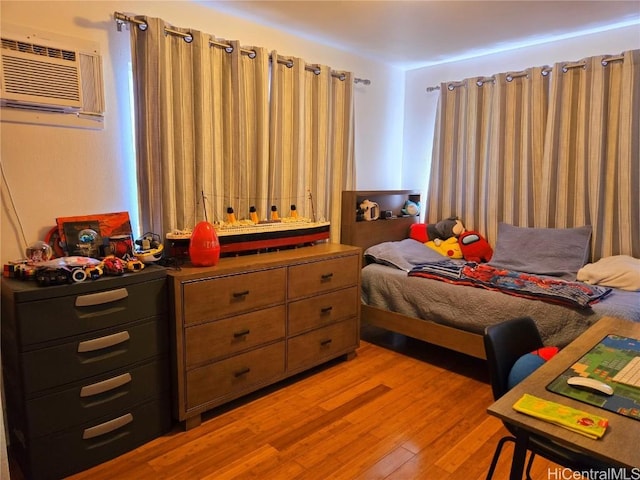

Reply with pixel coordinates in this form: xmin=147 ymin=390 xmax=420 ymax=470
xmin=203 ymin=0 xmax=640 ymax=69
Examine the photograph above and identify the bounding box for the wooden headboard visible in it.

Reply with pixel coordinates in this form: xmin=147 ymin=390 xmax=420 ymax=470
xmin=340 ymin=190 xmax=421 ymax=253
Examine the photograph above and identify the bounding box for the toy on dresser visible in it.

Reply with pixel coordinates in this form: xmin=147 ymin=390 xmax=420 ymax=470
xmin=166 ymin=204 xmax=331 ymax=258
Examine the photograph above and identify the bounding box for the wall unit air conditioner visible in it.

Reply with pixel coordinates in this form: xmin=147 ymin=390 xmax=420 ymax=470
xmin=0 ymin=28 xmax=104 ymax=123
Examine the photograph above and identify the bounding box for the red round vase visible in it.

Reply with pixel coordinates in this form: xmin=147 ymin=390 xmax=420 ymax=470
xmin=189 ymin=221 xmax=220 ymax=266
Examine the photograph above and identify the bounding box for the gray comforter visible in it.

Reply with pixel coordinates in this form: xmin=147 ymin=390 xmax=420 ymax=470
xmin=362 ymin=239 xmax=640 ymax=347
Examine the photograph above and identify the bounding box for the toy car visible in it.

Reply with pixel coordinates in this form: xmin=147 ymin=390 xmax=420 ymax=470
xmin=125 ymin=258 xmax=145 ymax=272
xmin=84 ymin=263 xmax=104 ymax=280
xmin=102 ymin=256 xmax=126 ymax=275
xmin=35 ymin=268 xmax=71 ymax=286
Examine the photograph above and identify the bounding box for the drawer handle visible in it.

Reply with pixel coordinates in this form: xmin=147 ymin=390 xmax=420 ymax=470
xmin=233 ymin=329 xmax=251 ymax=338
xmin=320 ymin=339 xmax=333 ymax=347
xmin=320 ymin=306 xmax=333 ymax=314
xmin=75 ymin=288 xmax=128 ymax=307
xmin=77 ymin=331 xmax=130 ymax=353
xmin=234 ymin=367 xmax=251 ymax=377
xmin=320 ymin=273 xmax=333 ymax=281
xmin=82 ymin=413 xmax=133 ymax=440
xmin=232 ymin=290 xmax=250 ymax=298
xmin=80 ymin=373 xmax=132 ymax=397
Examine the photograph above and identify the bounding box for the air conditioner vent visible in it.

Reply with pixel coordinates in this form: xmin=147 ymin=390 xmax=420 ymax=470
xmin=2 ymin=55 xmax=81 ymax=102
xmin=1 ymin=38 xmax=77 ymax=62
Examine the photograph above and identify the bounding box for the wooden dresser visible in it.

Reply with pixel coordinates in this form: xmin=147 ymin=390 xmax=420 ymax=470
xmin=168 ymin=243 xmax=361 ymax=429
xmin=1 ymin=266 xmax=171 ymax=480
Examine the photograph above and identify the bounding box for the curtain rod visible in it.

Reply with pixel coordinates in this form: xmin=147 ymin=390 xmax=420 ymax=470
xmin=425 ymin=54 xmax=625 ymax=92
xmin=114 ymin=12 xmax=371 ymax=85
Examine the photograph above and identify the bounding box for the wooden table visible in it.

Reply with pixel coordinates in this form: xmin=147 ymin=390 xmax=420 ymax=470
xmin=487 ymin=316 xmax=640 ymax=478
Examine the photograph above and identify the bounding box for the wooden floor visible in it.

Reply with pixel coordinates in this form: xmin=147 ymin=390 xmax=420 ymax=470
xmin=10 ymin=326 xmax=563 ymax=479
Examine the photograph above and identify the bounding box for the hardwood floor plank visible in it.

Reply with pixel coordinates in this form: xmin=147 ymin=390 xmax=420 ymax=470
xmin=199 ymin=444 xmax=280 ymax=480
xmin=385 ymin=454 xmax=451 ymax=479
xmin=434 ymin=415 xmax=504 ymax=473
xmin=270 ymin=384 xmax=392 ymax=451
xmin=285 ymin=418 xmax=355 ymax=470
xmin=352 ymin=445 xmax=416 ymax=480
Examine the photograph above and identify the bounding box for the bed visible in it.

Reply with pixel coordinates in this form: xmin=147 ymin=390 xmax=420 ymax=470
xmin=341 ymin=191 xmax=640 ymax=360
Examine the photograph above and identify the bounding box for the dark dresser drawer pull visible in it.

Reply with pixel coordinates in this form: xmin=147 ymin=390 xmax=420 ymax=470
xmin=233 ymin=329 xmax=251 ymax=338
xmin=82 ymin=413 xmax=133 ymax=440
xmin=320 ymin=273 xmax=334 ymax=281
xmin=320 ymin=339 xmax=333 ymax=346
xmin=80 ymin=373 xmax=132 ymax=397
xmin=232 ymin=290 xmax=250 ymax=298
xmin=320 ymin=306 xmax=333 ymax=314
xmin=77 ymin=331 xmax=130 ymax=353
xmin=234 ymin=367 xmax=251 ymax=377
xmin=75 ymin=288 xmax=128 ymax=307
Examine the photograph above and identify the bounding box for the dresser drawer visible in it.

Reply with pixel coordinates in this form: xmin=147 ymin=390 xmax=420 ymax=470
xmin=186 ymin=342 xmax=285 ymax=410
xmin=288 ymin=286 xmax=358 ymax=335
xmin=14 ymin=277 xmax=167 ymax=346
xmin=21 ymin=316 xmax=168 ymax=394
xmin=288 ymin=254 xmax=359 ymax=299
xmin=185 ymin=305 xmax=285 ymax=367
xmin=23 ymin=357 xmax=169 ymax=438
xmin=287 ymin=319 xmax=358 ymax=372
xmin=182 ymin=267 xmax=286 ymax=324
xmin=20 ymin=396 xmax=171 ymax=480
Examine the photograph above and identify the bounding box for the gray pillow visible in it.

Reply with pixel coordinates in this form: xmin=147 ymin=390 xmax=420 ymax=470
xmin=488 ymin=223 xmax=592 ymax=280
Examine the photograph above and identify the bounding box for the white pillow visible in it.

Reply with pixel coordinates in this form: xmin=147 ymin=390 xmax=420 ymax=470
xmin=577 ymin=255 xmax=640 ymax=291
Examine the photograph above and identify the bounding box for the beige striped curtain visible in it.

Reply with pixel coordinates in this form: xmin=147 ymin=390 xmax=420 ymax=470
xmin=130 ymin=18 xmax=353 ymax=239
xmin=541 ymin=50 xmax=640 ymax=260
xmin=130 ymin=17 xmax=270 ymax=234
xmin=428 ymin=68 xmax=549 ymax=244
xmin=211 ymin=43 xmax=270 ymax=225
xmin=429 ymin=50 xmax=639 ymax=260
xmin=269 ymin=53 xmax=355 ymax=241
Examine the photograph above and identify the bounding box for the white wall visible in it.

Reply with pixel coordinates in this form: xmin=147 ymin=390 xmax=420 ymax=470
xmin=401 ymin=24 xmax=640 ymax=197
xmin=0 ymin=0 xmax=404 ymax=265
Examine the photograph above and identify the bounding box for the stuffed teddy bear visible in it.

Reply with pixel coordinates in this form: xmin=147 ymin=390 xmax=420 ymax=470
xmin=458 ymin=230 xmax=494 ymax=263
xmin=409 ymin=216 xmax=465 ymax=246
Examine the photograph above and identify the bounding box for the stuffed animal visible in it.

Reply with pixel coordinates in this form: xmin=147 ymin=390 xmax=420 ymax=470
xmin=401 ymin=200 xmax=421 ymax=216
xmin=409 ymin=216 xmax=465 ymax=246
xmin=425 ymin=237 xmax=463 ymax=259
xmin=458 ymin=230 xmax=494 ymax=263
xmin=508 ymin=346 xmax=559 ymax=389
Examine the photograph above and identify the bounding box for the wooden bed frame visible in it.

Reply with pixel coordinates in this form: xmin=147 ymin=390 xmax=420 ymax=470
xmin=340 ymin=190 xmax=487 ymax=359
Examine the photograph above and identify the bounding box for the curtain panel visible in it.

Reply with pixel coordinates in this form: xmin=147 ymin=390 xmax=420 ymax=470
xmin=429 ymin=50 xmax=639 ymax=261
xmin=428 ymin=68 xmax=549 ymax=246
xmin=269 ymin=55 xmax=355 ymax=242
xmin=129 ymin=17 xmax=354 ymax=241
xmin=541 ymin=49 xmax=640 ymax=260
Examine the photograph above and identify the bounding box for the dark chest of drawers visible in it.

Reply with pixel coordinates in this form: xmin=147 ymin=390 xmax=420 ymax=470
xmin=1 ymin=266 xmax=171 ymax=480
